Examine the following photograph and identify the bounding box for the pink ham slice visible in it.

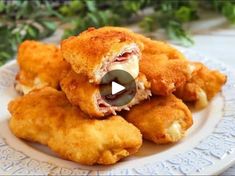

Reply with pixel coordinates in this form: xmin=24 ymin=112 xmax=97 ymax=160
xmin=115 ymin=50 xmax=138 ymax=62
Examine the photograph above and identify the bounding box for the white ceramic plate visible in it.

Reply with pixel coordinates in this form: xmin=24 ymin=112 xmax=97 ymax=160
xmin=0 ymin=49 xmax=235 ymax=175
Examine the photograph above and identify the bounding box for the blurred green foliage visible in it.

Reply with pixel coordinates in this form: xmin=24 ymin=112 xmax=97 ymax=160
xmin=60 ymin=0 xmax=235 ymax=46
xmin=0 ymin=0 xmax=235 ymax=66
xmin=0 ymin=0 xmax=61 ymax=65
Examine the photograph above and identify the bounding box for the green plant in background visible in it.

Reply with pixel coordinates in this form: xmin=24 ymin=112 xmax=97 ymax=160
xmin=0 ymin=0 xmax=61 ymax=65
xmin=60 ymin=0 xmax=235 ymax=46
xmin=1 ymin=0 xmax=235 ymax=66
xmin=145 ymin=1 xmax=199 ymax=46
xmin=59 ymin=0 xmax=149 ymax=38
xmin=221 ymin=2 xmax=235 ymax=24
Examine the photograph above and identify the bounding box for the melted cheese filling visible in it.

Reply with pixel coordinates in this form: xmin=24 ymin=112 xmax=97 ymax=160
xmin=188 ymin=64 xmax=196 ymax=78
xmin=195 ymin=89 xmax=208 ymax=109
xmin=17 ymin=84 xmax=32 ymax=95
xmin=16 ymin=77 xmax=47 ymax=95
xmin=109 ymin=55 xmax=139 ymax=79
xmin=167 ymin=121 xmax=182 ymax=141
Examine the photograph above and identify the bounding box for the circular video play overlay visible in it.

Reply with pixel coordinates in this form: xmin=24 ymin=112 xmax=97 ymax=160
xmin=99 ymin=70 xmax=136 ymax=106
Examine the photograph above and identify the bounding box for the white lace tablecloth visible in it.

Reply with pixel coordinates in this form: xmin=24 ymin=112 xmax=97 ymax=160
xmin=14 ymin=14 xmax=235 ymax=175
xmin=191 ymin=29 xmax=235 ymax=176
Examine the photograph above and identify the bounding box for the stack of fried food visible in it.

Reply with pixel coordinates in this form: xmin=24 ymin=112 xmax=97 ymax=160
xmin=8 ymin=27 xmax=227 ymax=165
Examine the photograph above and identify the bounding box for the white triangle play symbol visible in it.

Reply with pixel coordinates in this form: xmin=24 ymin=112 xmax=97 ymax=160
xmin=112 ymin=81 xmax=125 ymax=95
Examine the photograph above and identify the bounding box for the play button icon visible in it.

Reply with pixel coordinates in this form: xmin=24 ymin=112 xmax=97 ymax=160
xmin=112 ymin=81 xmax=125 ymax=95
xmin=99 ymin=70 xmax=136 ymax=106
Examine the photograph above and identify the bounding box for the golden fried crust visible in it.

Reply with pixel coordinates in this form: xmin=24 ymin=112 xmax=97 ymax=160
xmin=132 ymin=33 xmax=187 ymax=60
xmin=17 ymin=40 xmax=70 ymax=89
xmin=61 ymin=27 xmax=143 ymax=83
xmin=60 ymin=69 xmax=151 ymax=118
xmin=8 ymin=87 xmax=142 ymax=165
xmin=100 ymin=27 xmax=187 ymax=60
xmin=98 ymin=27 xmax=190 ymax=96
xmin=125 ymin=94 xmax=193 ymax=144
xmin=175 ymin=62 xmax=227 ymax=102
xmin=60 ymin=70 xmax=102 ymax=117
xmin=127 ymin=28 xmax=191 ymax=96
xmin=140 ymin=54 xmax=191 ymax=96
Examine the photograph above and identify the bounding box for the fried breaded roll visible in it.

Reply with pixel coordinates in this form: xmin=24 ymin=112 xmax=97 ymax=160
xmin=133 ymin=32 xmax=187 ymax=60
xmin=175 ymin=62 xmax=227 ymax=109
xmin=8 ymin=87 xmax=142 ymax=165
xmin=60 ymin=70 xmax=151 ymax=118
xmin=16 ymin=40 xmax=70 ymax=94
xmin=124 ymin=94 xmax=193 ymax=144
xmin=115 ymin=27 xmax=195 ymax=96
xmin=95 ymin=26 xmax=187 ymax=60
xmin=61 ymin=27 xmax=143 ymax=83
xmin=140 ymin=54 xmax=195 ymax=96
xmin=106 ymin=27 xmax=194 ymax=96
